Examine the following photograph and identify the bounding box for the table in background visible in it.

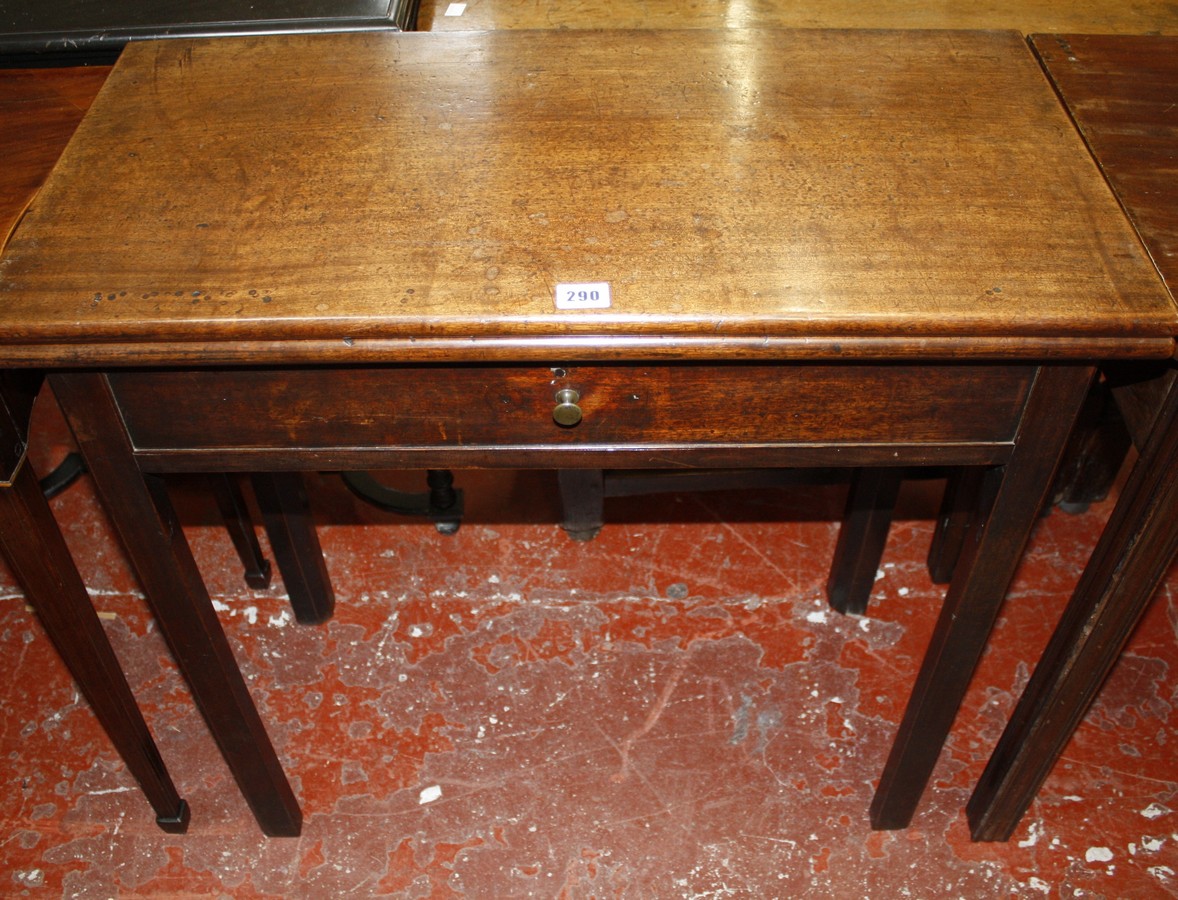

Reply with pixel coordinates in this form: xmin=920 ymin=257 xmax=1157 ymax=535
xmin=968 ymin=32 xmax=1178 ymax=842
xmin=1 ymin=28 xmax=1172 ymax=836
xmin=0 ymin=0 xmax=428 ymax=829
xmin=0 ymin=0 xmax=419 ymax=64
xmin=0 ymin=65 xmax=188 ymax=830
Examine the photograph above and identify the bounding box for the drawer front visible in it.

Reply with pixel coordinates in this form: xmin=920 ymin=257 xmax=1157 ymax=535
xmin=109 ymin=364 xmax=1033 ymax=459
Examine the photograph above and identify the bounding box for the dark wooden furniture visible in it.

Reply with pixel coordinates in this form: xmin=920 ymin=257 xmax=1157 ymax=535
xmin=0 ymin=61 xmax=330 ymax=818
xmin=1 ymin=28 xmax=1172 ymax=836
xmin=0 ymin=64 xmax=192 ymax=831
xmin=0 ymin=10 xmax=383 ymax=826
xmin=0 ymin=66 xmax=107 ymax=219
xmin=0 ymin=375 xmax=190 ymax=832
xmin=0 ymin=0 xmax=419 ymax=64
xmin=968 ymin=33 xmax=1178 ymax=842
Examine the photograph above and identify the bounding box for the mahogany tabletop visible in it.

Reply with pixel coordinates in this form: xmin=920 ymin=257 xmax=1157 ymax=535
xmin=1029 ymin=34 xmax=1178 ymax=302
xmin=0 ymin=66 xmax=108 ymax=247
xmin=0 ymin=28 xmax=1173 ymax=366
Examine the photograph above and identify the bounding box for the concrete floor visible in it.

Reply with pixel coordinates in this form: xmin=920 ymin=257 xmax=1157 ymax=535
xmin=2 ymin=385 xmax=1176 ymax=896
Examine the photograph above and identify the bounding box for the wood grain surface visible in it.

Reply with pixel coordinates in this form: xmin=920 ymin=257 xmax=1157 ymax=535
xmin=105 ymin=362 xmax=1033 ymax=468
xmin=1031 ymin=35 xmax=1178 ymax=296
xmin=0 ymin=66 xmax=109 ymax=246
xmin=1 ymin=29 xmax=1172 ymax=363
xmin=423 ymin=0 xmax=1178 ymax=35
xmin=964 ymin=32 xmax=1178 ymax=843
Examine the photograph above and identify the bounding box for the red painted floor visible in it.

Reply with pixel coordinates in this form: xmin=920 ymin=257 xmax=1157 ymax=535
xmin=1 ymin=387 xmax=1176 ymax=897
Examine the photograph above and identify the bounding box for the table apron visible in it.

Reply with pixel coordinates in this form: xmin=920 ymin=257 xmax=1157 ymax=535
xmin=103 ymin=363 xmax=1036 ymax=471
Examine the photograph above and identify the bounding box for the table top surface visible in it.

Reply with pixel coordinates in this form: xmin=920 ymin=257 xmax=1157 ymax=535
xmin=0 ymin=0 xmax=417 ymax=62
xmin=1030 ymin=34 xmax=1178 ymax=306
xmin=0 ymin=28 xmax=1173 ymax=366
xmin=0 ymin=67 xmax=108 ymax=247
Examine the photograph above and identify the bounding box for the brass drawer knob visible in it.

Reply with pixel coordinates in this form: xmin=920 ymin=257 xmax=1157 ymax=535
xmin=553 ymin=389 xmax=583 ymax=427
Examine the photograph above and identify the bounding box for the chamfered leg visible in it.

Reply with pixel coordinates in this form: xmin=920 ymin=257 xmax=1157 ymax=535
xmin=50 ymin=372 xmax=302 ymax=837
xmin=967 ymin=367 xmax=1178 ymax=841
xmin=559 ymin=468 xmax=605 ymax=542
xmin=0 ymin=440 xmax=189 ymax=831
xmin=827 ymin=467 xmax=903 ymax=615
xmin=251 ymin=472 xmax=335 ymax=625
xmin=870 ymin=365 xmax=1094 ymax=829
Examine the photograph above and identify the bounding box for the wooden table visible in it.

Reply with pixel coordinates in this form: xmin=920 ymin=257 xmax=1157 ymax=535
xmin=0 ymin=28 xmax=1172 ymax=836
xmin=0 ymin=64 xmax=190 ymax=832
xmin=968 ymin=33 xmax=1178 ymax=842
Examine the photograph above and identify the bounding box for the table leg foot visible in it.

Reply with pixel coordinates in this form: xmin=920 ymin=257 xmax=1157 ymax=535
xmin=252 ymin=472 xmax=334 ymax=625
xmin=559 ymin=469 xmax=604 ymax=542
xmin=155 ymin=799 xmax=192 ymax=834
xmin=211 ymin=474 xmax=273 ymax=589
xmin=827 ymin=467 xmax=902 ymax=616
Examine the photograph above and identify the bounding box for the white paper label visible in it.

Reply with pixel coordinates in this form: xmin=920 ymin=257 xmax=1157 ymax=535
xmin=444 ymin=3 xmax=466 ymax=16
xmin=555 ymin=282 xmax=612 ymax=309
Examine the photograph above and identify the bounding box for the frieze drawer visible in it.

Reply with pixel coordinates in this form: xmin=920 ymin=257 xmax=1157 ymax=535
xmin=107 ymin=363 xmax=1036 ymax=468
